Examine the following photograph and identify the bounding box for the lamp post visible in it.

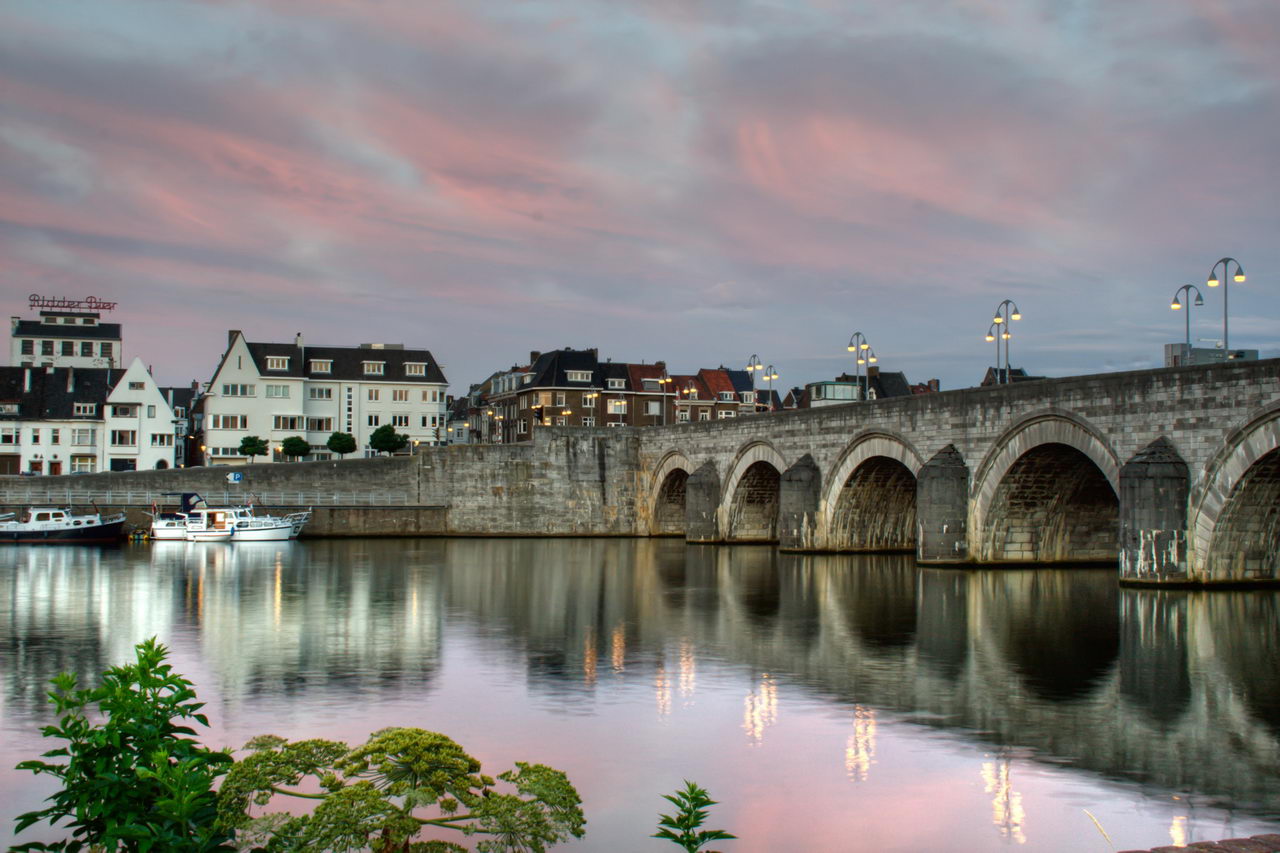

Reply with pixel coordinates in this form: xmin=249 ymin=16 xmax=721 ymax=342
xmin=1170 ymin=284 xmax=1205 ymax=351
xmin=990 ymin=300 xmax=1022 ymax=384
xmin=762 ymin=365 xmax=778 ymax=411
xmin=745 ymin=354 xmax=764 ymax=391
xmin=657 ymin=370 xmax=672 ymax=425
xmin=984 ymin=322 xmax=1002 ymax=383
xmin=1206 ymin=257 xmax=1246 ymax=358
xmin=846 ymin=333 xmax=877 ymax=400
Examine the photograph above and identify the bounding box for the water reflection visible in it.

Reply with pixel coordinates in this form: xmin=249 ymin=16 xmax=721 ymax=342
xmin=2 ymin=539 xmax=1279 ymax=840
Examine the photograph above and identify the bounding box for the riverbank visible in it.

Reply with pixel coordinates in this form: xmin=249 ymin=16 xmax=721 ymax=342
xmin=1121 ymin=833 xmax=1280 ymax=852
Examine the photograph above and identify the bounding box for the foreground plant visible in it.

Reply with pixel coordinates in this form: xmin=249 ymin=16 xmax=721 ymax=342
xmin=14 ymin=637 xmax=234 ymax=851
xmin=217 ymin=728 xmax=586 ymax=852
xmin=653 ymin=781 xmax=735 ymax=851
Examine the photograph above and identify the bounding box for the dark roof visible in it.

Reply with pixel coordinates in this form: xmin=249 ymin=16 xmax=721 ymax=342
xmin=871 ymin=370 xmax=912 ymax=398
xmin=160 ymin=386 xmax=196 ymax=410
xmin=980 ymin=367 xmax=1045 ymax=387
xmin=241 ymin=339 xmax=447 ymax=384
xmin=13 ymin=319 xmax=122 ymax=340
xmin=527 ymin=348 xmax=603 ymax=388
xmin=725 ymin=369 xmax=754 ymax=394
xmin=0 ymin=366 xmax=117 ymax=420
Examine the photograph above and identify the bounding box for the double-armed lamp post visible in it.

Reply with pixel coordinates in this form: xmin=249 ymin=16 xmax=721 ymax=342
xmin=1206 ymin=257 xmax=1246 ymax=358
xmin=1169 ymin=284 xmax=1205 ymax=350
xmin=846 ymin=333 xmax=877 ymax=400
xmin=986 ymin=300 xmax=1021 ymax=384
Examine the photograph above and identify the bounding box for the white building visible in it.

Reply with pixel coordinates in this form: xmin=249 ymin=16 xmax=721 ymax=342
xmin=0 ymin=359 xmax=182 ymax=475
xmin=11 ymin=297 xmax=123 ymax=369
xmin=200 ymin=331 xmax=449 ymax=465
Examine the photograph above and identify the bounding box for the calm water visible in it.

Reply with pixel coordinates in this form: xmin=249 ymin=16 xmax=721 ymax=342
xmin=2 ymin=539 xmax=1278 ymax=852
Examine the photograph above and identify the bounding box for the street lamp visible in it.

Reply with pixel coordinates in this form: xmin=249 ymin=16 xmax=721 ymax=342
xmin=846 ymin=333 xmax=877 ymax=400
xmin=1170 ymin=284 xmax=1205 ymax=351
xmin=1206 ymin=257 xmax=1246 ymax=358
xmin=762 ymin=365 xmax=778 ymax=411
xmin=745 ymin=354 xmax=764 ymax=387
xmin=657 ymin=370 xmax=672 ymax=425
xmin=990 ymin=300 xmax=1022 ymax=384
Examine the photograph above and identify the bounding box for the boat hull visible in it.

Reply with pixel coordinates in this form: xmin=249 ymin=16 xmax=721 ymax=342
xmin=0 ymin=519 xmax=126 ymax=544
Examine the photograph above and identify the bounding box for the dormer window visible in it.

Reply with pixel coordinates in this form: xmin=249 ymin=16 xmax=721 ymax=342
xmin=73 ymin=402 xmax=96 ymax=416
xmin=741 ymin=391 xmax=756 ymax=403
xmin=310 ymin=359 xmax=332 ymax=374
xmin=266 ymin=356 xmax=290 ymax=370
xmin=567 ymin=370 xmax=591 ymax=383
xmin=363 ymin=361 xmax=385 ymax=376
xmin=719 ymin=391 xmax=735 ymax=402
xmin=607 ymin=378 xmax=625 ymax=390
xmin=405 ymin=363 xmax=426 ymax=376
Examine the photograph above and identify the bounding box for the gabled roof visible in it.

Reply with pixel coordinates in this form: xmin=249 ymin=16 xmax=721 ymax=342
xmin=871 ymin=370 xmax=912 ymax=398
xmin=697 ymin=368 xmax=736 ymax=397
xmin=0 ymin=366 xmax=117 ymax=420
xmin=526 ymin=348 xmax=601 ymax=388
xmin=627 ymin=363 xmax=668 ymax=391
xmin=725 ymin=369 xmax=754 ymax=394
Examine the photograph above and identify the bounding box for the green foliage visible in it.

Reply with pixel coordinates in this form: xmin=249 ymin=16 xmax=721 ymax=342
xmin=13 ymin=637 xmax=234 ymax=852
xmin=279 ymin=436 xmax=311 ymax=459
xmin=653 ymin=781 xmax=736 ymax=852
xmin=239 ymin=436 xmax=270 ymax=458
xmin=368 ymin=424 xmax=409 ymax=455
xmin=326 ymin=431 xmax=357 ymax=458
xmin=218 ymin=727 xmax=585 ymax=852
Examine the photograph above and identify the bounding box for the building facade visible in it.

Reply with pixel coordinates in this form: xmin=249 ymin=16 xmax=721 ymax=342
xmin=10 ymin=297 xmax=123 ymax=369
xmin=200 ymin=332 xmax=449 ymax=464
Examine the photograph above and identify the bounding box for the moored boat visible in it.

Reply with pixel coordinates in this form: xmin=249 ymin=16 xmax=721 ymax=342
xmin=0 ymin=507 xmax=126 ymax=544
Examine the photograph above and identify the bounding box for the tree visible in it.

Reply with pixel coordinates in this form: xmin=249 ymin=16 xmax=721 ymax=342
xmin=280 ymin=436 xmax=311 ymax=460
xmin=218 ymin=729 xmax=586 ymax=852
xmin=14 ymin=638 xmax=233 ymax=852
xmin=327 ymin=431 xmax=357 ymax=458
xmin=368 ymin=423 xmax=409 ymax=456
xmin=239 ymin=435 xmax=269 ymax=458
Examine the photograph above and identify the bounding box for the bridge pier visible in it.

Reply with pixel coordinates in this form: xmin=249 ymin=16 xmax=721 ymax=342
xmin=916 ymin=445 xmax=969 ymax=564
xmin=778 ymin=455 xmax=821 ymax=551
xmin=685 ymin=462 xmax=722 ymax=543
xmin=1118 ymin=438 xmax=1189 ymax=584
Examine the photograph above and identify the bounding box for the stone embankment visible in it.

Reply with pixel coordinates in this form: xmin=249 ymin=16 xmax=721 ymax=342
xmin=1121 ymin=834 xmax=1280 ymax=853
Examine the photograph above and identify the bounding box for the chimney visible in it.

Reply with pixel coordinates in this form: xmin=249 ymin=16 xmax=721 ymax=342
xmin=23 ymin=368 xmax=31 ymax=392
xmin=655 ymin=361 xmax=666 ymax=370
xmin=928 ymin=378 xmax=940 ymax=392
xmin=10 ymin=316 xmax=18 ymax=334
xmin=867 ymin=365 xmax=880 ymax=377
xmin=295 ymin=332 xmax=304 ymax=348
xmin=530 ymin=351 xmax=541 ymax=363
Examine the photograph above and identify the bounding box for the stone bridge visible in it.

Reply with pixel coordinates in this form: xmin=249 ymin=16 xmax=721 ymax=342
xmin=636 ymin=358 xmax=1280 ymax=585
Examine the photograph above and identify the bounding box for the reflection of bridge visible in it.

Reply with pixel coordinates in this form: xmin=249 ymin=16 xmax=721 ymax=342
xmin=434 ymin=540 xmax=1280 ymax=814
xmin=640 ymin=359 xmax=1280 ymax=584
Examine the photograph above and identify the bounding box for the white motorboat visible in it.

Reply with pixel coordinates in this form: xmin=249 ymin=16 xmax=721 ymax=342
xmin=150 ymin=494 xmax=309 ymax=542
xmin=184 ymin=508 xmax=237 ymax=542
xmin=0 ymin=507 xmax=127 ymax=544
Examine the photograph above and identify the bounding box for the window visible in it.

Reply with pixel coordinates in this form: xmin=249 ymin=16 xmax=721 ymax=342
xmin=392 ymin=389 xmax=409 ymax=402
xmin=405 ymin=363 xmax=426 ymax=376
xmin=110 ymin=430 xmax=136 ymax=446
xmin=50 ymin=429 xmax=60 ymax=444
xmin=128 ymin=381 xmax=145 ymax=390
xmin=273 ymin=415 xmax=303 ymax=431
xmin=72 ymin=428 xmax=96 ymax=446
xmin=581 ymin=416 xmax=595 ymax=427
xmin=367 ymin=388 xmax=380 ymax=401
xmin=676 ymin=410 xmax=690 ymax=422
xmin=607 ymin=378 xmax=625 ymax=390
xmin=646 ymin=401 xmax=661 ymax=416
xmin=306 ymin=417 xmax=333 ymax=432
xmin=20 ymin=340 xmax=33 ymax=355
xmin=266 ymin=356 xmax=289 ymax=370
xmin=265 ymin=384 xmax=290 ymax=398
xmin=146 ymin=405 xmax=155 ymax=418
xmin=150 ymin=434 xmax=174 ymax=447
xmin=0 ymin=428 xmax=18 ymax=445
xmin=368 ymin=414 xmax=380 ymax=426
xmin=111 ymin=405 xmax=136 ymax=418
xmin=71 ymin=456 xmax=94 ymax=473
xmin=99 ymin=342 xmax=113 ymax=358
xmin=554 ymin=392 xmax=566 ymax=406
xmin=80 ymin=341 xmax=92 ymax=356
xmin=363 ymin=361 xmax=385 ymax=376
xmin=698 ymin=410 xmax=711 ymax=421
xmin=554 ymin=416 xmax=567 ymax=426
xmin=222 ymin=384 xmax=255 ymax=397
xmin=719 ymin=391 xmax=735 ymax=402
xmin=0 ymin=403 xmax=16 ymax=415
xmin=310 ymin=359 xmax=332 ymax=374
xmin=519 ymin=397 xmax=528 ymax=410
xmin=209 ymin=446 xmax=242 ymax=457
xmin=607 ymin=400 xmax=627 ymax=415
xmin=61 ymin=341 xmax=74 ymax=356
xmin=517 ymin=419 xmax=528 ymax=435
xmin=309 ymin=387 xmax=333 ymax=400
xmin=392 ymin=414 xmax=409 ymax=427
xmin=30 ymin=429 xmax=41 ymax=444
xmin=567 ymin=370 xmax=591 ymax=383
xmin=174 ymin=407 xmax=186 ymax=417
xmin=42 ymin=341 xmax=54 ymax=355
xmin=607 ymin=422 xmax=626 ymax=428
xmin=741 ymin=391 xmax=756 ymax=403
xmin=421 ymin=415 xmax=431 ymax=428
xmin=210 ymin=414 xmax=247 ymax=430
xmin=718 ymin=410 xmax=736 ymax=419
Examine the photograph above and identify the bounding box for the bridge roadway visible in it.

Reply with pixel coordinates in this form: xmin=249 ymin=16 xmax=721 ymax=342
xmin=637 ymin=358 xmax=1280 ymax=584
xmin=1 ymin=359 xmax=1277 ymax=585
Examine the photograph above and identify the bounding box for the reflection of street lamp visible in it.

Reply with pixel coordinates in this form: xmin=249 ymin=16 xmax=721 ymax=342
xmin=846 ymin=333 xmax=877 ymax=399
xmin=990 ymin=300 xmax=1022 ymax=384
xmin=1206 ymin=257 xmax=1246 ymax=357
xmin=1170 ymin=284 xmax=1205 ymax=350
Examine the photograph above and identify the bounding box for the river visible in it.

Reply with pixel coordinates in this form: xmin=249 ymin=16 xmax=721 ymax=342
xmin=2 ymin=538 xmax=1278 ymax=851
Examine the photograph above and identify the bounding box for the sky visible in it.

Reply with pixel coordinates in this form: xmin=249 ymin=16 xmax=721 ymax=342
xmin=3 ymin=0 xmax=1279 ymax=394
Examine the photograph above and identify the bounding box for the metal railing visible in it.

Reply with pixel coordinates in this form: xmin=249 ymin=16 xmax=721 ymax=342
xmin=0 ymin=488 xmax=418 ymax=507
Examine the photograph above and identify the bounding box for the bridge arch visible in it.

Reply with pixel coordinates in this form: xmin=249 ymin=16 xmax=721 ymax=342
xmin=649 ymin=451 xmax=694 ymax=536
xmin=973 ymin=413 xmax=1120 ymax=563
xmin=721 ymin=441 xmax=788 ymax=542
xmin=1192 ymin=404 xmax=1280 ymax=581
xmin=821 ymin=432 xmax=925 ymax=552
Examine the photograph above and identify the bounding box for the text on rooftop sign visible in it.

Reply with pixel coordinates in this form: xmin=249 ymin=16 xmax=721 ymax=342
xmin=28 ymin=294 xmax=118 ymax=312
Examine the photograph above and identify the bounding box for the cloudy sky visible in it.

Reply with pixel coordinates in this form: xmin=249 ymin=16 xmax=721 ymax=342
xmin=3 ymin=0 xmax=1278 ymax=392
